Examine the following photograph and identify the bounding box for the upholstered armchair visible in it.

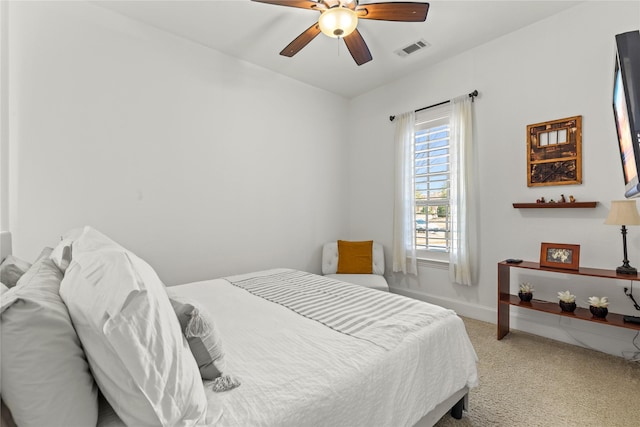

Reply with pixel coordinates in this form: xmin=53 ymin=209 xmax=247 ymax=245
xmin=321 ymin=241 xmax=389 ymax=291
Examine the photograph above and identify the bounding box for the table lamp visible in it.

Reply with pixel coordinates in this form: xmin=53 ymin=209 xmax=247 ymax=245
xmin=605 ymin=200 xmax=640 ymax=275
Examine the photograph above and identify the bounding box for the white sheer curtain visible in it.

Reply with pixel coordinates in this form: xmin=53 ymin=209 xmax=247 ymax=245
xmin=449 ymin=95 xmax=475 ymax=285
xmin=392 ymin=111 xmax=417 ymax=275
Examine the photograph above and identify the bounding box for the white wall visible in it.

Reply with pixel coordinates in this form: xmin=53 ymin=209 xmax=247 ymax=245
xmin=347 ymin=1 xmax=640 ymax=357
xmin=1 ymin=0 xmax=8 ymax=232
xmin=7 ymin=1 xmax=350 ymax=285
xmin=8 ymin=0 xmax=640 ymax=358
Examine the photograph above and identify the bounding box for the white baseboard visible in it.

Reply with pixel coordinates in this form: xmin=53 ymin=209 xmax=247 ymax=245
xmin=390 ymin=287 xmax=639 ymax=360
xmin=390 ymin=287 xmax=496 ymax=323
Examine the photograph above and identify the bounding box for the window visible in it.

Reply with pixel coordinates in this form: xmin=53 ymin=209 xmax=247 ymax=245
xmin=392 ymin=96 xmax=473 ymax=280
xmin=414 ymin=105 xmax=451 ymax=256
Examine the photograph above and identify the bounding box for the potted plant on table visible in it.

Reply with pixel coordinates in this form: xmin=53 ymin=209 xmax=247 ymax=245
xmin=588 ymin=296 xmax=609 ymax=318
xmin=557 ymin=290 xmax=577 ymax=312
xmin=518 ymin=282 xmax=534 ymax=302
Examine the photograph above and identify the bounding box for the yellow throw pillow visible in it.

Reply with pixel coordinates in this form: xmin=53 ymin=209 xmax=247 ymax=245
xmin=336 ymin=240 xmax=373 ymax=274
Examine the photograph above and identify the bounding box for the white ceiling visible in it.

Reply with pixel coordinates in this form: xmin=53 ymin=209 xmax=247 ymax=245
xmin=94 ymin=0 xmax=582 ymax=98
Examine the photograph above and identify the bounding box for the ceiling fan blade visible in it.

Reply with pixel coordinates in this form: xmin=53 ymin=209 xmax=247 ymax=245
xmin=280 ymin=23 xmax=322 ymax=57
xmin=343 ymin=29 xmax=372 ymax=66
xmin=356 ymin=2 xmax=429 ymax=22
xmin=251 ymin=0 xmax=325 ymax=11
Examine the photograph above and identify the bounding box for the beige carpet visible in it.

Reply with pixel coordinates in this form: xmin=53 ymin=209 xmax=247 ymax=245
xmin=434 ymin=317 xmax=640 ymax=427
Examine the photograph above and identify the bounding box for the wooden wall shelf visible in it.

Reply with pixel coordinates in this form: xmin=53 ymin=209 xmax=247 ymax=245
xmin=497 ymin=261 xmax=640 ymax=340
xmin=512 ymin=202 xmax=597 ymax=209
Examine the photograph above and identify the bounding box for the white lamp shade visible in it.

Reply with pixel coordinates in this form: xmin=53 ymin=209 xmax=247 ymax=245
xmin=605 ymin=200 xmax=640 ymax=225
xmin=318 ymin=7 xmax=358 ymax=38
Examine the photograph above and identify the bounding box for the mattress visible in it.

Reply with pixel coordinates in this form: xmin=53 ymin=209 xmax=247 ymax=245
xmin=98 ymin=269 xmax=478 ymax=427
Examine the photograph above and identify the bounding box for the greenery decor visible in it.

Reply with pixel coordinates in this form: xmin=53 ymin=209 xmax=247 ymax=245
xmin=558 ymin=290 xmax=577 ymax=312
xmin=588 ymin=296 xmax=609 ymax=318
xmin=518 ymin=282 xmax=534 ymax=302
xmin=558 ymin=290 xmax=576 ymax=303
xmin=519 ymin=282 xmax=534 ymax=293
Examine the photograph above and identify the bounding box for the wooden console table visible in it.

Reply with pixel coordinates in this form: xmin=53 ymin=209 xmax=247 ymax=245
xmin=497 ymin=260 xmax=640 ymax=339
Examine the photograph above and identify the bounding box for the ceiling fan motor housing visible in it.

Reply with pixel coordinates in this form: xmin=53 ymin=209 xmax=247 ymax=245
xmin=318 ymin=6 xmax=358 ymax=38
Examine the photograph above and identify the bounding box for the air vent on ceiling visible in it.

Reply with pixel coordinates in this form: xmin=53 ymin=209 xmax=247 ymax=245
xmin=395 ymin=38 xmax=431 ymax=57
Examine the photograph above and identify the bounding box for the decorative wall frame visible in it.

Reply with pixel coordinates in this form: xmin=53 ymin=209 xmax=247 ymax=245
xmin=527 ymin=116 xmax=582 ymax=187
xmin=539 ymin=242 xmax=581 ymax=270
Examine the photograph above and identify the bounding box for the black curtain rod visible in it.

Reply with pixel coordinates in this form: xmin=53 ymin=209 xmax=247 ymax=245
xmin=389 ymin=90 xmax=479 ymax=122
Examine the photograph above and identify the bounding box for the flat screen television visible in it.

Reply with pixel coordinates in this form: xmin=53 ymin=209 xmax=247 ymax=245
xmin=613 ymin=30 xmax=640 ymax=198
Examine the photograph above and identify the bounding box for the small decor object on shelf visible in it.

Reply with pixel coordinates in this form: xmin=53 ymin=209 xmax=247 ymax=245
xmin=604 ymin=200 xmax=640 ymax=275
xmin=588 ymin=296 xmax=609 ymax=318
xmin=557 ymin=290 xmax=577 ymax=312
xmin=518 ymin=282 xmax=534 ymax=302
xmin=569 ymin=195 xmax=576 ymax=203
xmin=560 ymin=194 xmax=566 ymax=203
xmin=540 ymin=242 xmax=580 ymax=270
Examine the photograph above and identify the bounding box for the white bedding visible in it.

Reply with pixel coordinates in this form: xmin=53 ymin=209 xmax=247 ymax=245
xmin=226 ymin=269 xmax=456 ymax=350
xmin=99 ymin=268 xmax=478 ymax=427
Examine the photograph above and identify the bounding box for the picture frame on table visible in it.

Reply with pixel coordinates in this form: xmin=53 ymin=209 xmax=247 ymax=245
xmin=540 ymin=242 xmax=580 ymax=270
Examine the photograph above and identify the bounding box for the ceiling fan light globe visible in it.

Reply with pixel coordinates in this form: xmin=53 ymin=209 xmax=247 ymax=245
xmin=318 ymin=7 xmax=358 ymax=38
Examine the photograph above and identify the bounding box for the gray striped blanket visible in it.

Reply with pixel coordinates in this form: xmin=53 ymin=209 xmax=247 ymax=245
xmin=225 ymin=269 xmax=455 ymax=350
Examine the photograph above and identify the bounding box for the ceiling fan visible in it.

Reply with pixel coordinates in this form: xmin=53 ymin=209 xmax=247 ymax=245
xmin=252 ymin=0 xmax=429 ymax=66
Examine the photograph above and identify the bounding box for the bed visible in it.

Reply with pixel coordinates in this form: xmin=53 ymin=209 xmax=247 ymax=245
xmin=0 ymin=228 xmax=478 ymax=427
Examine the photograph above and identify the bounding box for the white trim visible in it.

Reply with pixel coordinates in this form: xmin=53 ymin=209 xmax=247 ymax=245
xmin=416 ymin=248 xmax=449 ymax=262
xmin=416 ymin=257 xmax=449 ymax=269
xmin=508 ymin=306 xmax=638 ymax=358
xmin=0 ymin=1 xmax=8 ymax=231
xmin=0 ymin=230 xmax=11 ymax=262
xmin=390 ymin=287 xmax=495 ymax=323
xmin=391 ymin=286 xmax=638 ymax=359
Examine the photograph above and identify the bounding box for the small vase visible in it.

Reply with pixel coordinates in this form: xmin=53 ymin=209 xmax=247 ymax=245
xmin=518 ymin=292 xmax=533 ymax=302
xmin=559 ymin=301 xmax=577 ymax=312
xmin=590 ymin=306 xmax=608 ymax=318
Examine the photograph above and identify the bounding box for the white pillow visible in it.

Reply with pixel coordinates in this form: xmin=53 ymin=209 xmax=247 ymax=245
xmin=60 ymin=228 xmax=208 ymax=427
xmin=50 ymin=225 xmax=125 ymax=272
xmin=0 ymin=249 xmax=99 ymax=427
